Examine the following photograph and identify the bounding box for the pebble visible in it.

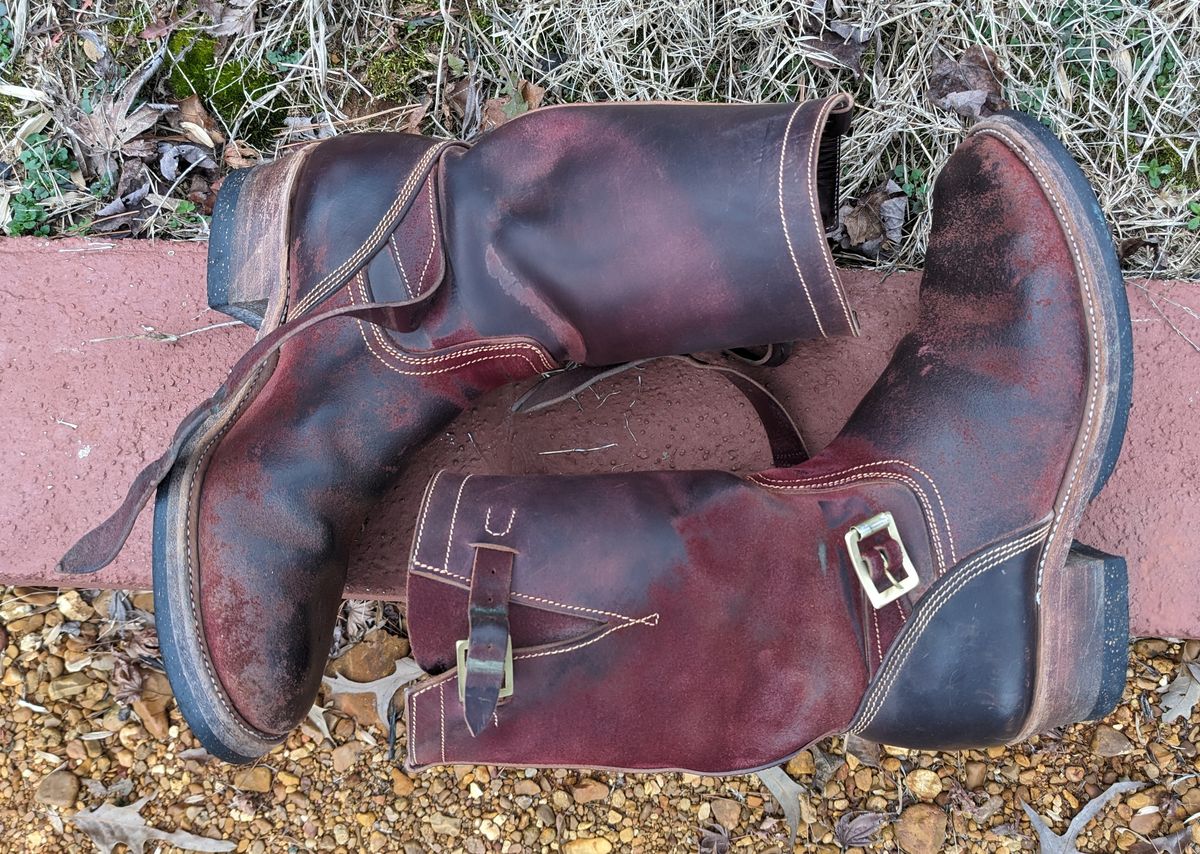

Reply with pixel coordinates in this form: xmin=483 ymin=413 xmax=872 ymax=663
xmin=56 ymin=591 xmax=94 ymax=622
xmin=47 ymin=673 xmax=91 ymax=701
xmin=391 ymin=768 xmax=415 ymax=796
xmin=428 ymin=813 xmax=461 ymax=836
xmin=895 ymin=803 xmax=947 ymax=854
xmin=710 ymin=797 xmax=741 ymax=829
xmin=905 ymin=769 xmax=943 ymax=801
xmin=331 ymin=742 xmax=363 ymax=772
xmin=34 ymin=770 xmax=80 ymax=808
xmin=328 ymin=630 xmax=410 ymax=682
xmin=233 ymin=766 xmax=272 ymax=793
xmin=1092 ymin=725 xmax=1134 ymax=757
xmin=572 ymin=779 xmax=609 ymax=804
xmin=964 ymin=760 xmax=987 ymax=790
xmin=131 ymin=670 xmax=173 ymax=740
xmin=562 ymin=839 xmax=613 ymax=854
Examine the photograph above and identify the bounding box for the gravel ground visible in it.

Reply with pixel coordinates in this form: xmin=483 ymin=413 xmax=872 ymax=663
xmin=1 ymin=587 xmax=1199 ymax=853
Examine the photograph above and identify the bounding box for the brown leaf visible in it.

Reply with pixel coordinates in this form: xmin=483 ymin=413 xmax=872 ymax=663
xmin=480 ymin=79 xmax=544 ymax=132
xmin=835 ymin=810 xmax=888 ymax=847
xmin=928 ymin=45 xmax=1007 ymax=118
xmin=804 ymin=30 xmax=867 ymax=75
xmin=222 ymin=140 xmax=260 ymax=169
xmin=400 ymin=101 xmax=429 ymax=135
xmin=69 ymin=796 xmax=236 ymax=853
xmin=1129 ymin=826 xmax=1192 ymax=854
xmin=55 ymin=50 xmax=173 ymax=179
xmin=197 ymin=0 xmax=259 ymax=37
xmin=838 ymin=179 xmax=907 ymax=257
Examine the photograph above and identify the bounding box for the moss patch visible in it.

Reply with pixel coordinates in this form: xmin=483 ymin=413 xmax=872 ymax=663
xmin=363 ymin=25 xmax=442 ymax=102
xmin=166 ymin=30 xmax=282 ymax=145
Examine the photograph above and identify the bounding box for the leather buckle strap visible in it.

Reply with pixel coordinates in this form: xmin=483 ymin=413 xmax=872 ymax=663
xmin=458 ymin=543 xmax=517 ymax=736
xmin=845 ymin=511 xmax=919 ymax=609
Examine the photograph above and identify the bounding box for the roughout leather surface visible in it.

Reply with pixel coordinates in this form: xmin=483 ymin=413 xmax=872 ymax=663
xmin=402 ymin=127 xmax=1133 ymax=765
xmin=0 ymin=239 xmax=1194 ymax=637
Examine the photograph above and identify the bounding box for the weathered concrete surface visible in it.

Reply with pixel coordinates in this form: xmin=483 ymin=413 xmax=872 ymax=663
xmin=1 ymin=237 xmax=1195 ymax=637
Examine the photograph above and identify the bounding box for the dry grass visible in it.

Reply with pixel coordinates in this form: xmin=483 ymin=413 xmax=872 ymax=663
xmin=1 ymin=0 xmax=1198 ymax=274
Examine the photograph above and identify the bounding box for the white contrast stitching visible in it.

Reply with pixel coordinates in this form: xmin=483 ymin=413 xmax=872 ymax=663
xmin=851 ymin=525 xmax=1049 ymax=733
xmin=513 ymin=614 xmax=661 ymax=661
xmin=411 ymin=469 xmax=444 ymax=567
xmin=388 ymin=232 xmax=415 ymax=299
xmin=752 ymin=470 xmax=949 ymax=574
xmin=292 ymin=142 xmax=450 ymax=317
xmin=972 ymin=127 xmax=1101 ymax=597
xmin=776 ymin=459 xmax=958 ymax=564
xmin=484 ymin=507 xmax=516 ymax=537
xmin=411 ymin=559 xmax=651 ymax=625
xmin=350 ymin=273 xmax=554 ymax=375
xmin=805 ymin=96 xmax=855 ymax=332
xmin=443 ymin=474 xmax=474 ymax=573
xmin=416 ymin=182 xmax=439 ymax=292
xmin=778 ymin=103 xmax=827 ymax=338
xmin=439 ymin=681 xmax=446 ymax=763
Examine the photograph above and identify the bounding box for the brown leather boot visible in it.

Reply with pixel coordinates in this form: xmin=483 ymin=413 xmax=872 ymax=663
xmin=402 ymin=110 xmax=1133 ymax=772
xmin=60 ymin=95 xmax=858 ymax=761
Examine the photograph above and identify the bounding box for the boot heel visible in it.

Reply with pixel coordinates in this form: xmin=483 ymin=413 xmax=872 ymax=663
xmin=1027 ymin=541 xmax=1128 ymax=733
xmin=207 ymin=154 xmax=305 ymax=331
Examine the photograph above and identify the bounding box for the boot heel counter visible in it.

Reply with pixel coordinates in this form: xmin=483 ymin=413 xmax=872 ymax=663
xmin=853 ymin=541 xmax=1040 ymax=749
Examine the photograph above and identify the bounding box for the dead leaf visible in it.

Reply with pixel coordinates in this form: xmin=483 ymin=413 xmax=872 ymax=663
xmin=81 ymin=778 xmax=134 ymax=800
xmin=928 ymin=44 xmax=1007 ymax=118
xmin=177 ymin=95 xmax=225 ymax=145
xmin=321 ymin=658 xmax=424 ymax=728
xmin=93 ymin=159 xmax=151 ymax=233
xmin=197 ymin=0 xmax=259 ymax=37
xmin=158 ymin=142 xmax=216 ymax=181
xmin=844 ymin=733 xmax=881 ymax=768
xmin=306 ymin=704 xmax=333 ymax=745
xmin=69 ymin=796 xmax=236 ymax=853
xmin=810 ymin=742 xmax=846 ymax=791
xmin=803 ymin=30 xmax=868 ymax=75
xmin=1162 ymin=661 xmax=1200 ymax=723
xmin=837 ymin=179 xmax=907 ymax=257
xmin=400 ymin=101 xmax=429 ymax=135
xmin=756 ymin=765 xmax=806 ymax=846
xmin=1021 ymin=780 xmax=1143 ymax=854
xmin=1129 ymin=826 xmax=1193 ymax=854
xmin=697 ymin=822 xmax=731 ymax=854
xmin=1118 ymin=235 xmax=1163 ymax=267
xmin=139 ymin=9 xmax=198 ymax=40
xmin=222 ymin=140 xmax=260 ymax=169
xmin=54 ymin=50 xmax=174 ymax=179
xmin=480 ymin=79 xmax=545 ymax=132
xmin=834 ymin=810 xmax=888 ymax=847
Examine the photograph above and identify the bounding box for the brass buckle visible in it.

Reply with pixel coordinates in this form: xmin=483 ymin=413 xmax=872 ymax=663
xmin=455 ymin=638 xmax=514 ymax=705
xmin=844 ymin=511 xmax=919 ymax=609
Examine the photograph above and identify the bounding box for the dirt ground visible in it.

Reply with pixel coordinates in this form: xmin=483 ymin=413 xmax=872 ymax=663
xmin=1 ymin=587 xmax=1198 ymax=853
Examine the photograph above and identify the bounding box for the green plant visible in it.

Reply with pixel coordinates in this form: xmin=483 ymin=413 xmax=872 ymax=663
xmin=893 ymin=164 xmax=929 ymax=210
xmin=1138 ymin=158 xmax=1173 ymax=190
xmin=0 ymin=4 xmax=13 ymax=68
xmin=6 ymin=133 xmax=79 ymax=236
xmin=166 ymin=30 xmax=282 ymax=145
xmin=1186 ymin=201 xmax=1200 ymax=232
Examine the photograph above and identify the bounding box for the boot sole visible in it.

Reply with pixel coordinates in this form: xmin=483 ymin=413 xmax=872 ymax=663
xmin=153 ymin=153 xmax=309 ymax=763
xmin=971 ymin=112 xmax=1133 ymax=739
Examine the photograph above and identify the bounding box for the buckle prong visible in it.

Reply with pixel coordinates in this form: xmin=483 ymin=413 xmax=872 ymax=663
xmin=845 ymin=511 xmax=919 ymax=609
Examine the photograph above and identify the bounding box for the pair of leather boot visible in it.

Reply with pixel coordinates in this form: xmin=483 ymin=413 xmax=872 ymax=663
xmin=62 ymin=93 xmax=1132 ymax=775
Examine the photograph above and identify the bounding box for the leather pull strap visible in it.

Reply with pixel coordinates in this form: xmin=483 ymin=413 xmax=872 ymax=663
xmin=512 ymin=355 xmax=808 ymax=468
xmin=462 ymin=543 xmax=516 ymax=737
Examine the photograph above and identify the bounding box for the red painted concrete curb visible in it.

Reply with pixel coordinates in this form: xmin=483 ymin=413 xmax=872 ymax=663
xmin=1 ymin=237 xmax=1195 ymax=637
